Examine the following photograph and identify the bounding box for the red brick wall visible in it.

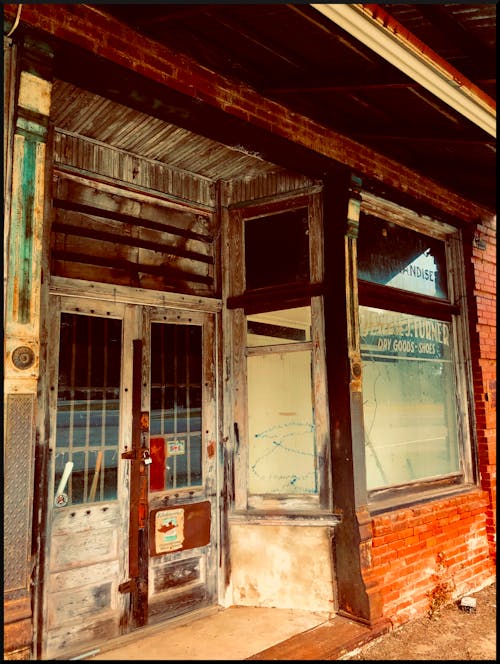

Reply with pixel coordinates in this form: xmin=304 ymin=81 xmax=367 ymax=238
xmin=469 ymin=217 xmax=497 ymax=557
xmin=364 ymin=491 xmax=496 ymax=627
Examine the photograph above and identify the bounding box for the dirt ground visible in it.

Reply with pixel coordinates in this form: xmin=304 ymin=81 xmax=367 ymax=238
xmin=344 ymin=581 xmax=496 ymax=661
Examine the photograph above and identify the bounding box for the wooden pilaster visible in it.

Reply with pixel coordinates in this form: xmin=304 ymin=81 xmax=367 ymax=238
xmin=323 ymin=170 xmax=384 ymax=625
xmin=3 ymin=30 xmax=54 ymax=660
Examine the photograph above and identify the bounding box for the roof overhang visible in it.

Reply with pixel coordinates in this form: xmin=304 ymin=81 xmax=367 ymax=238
xmin=313 ymin=3 xmax=496 ymax=138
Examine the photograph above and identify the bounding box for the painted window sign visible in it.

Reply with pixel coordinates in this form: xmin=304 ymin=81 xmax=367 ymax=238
xmin=360 ymin=308 xmax=451 ymax=361
xmin=360 ymin=307 xmax=459 ymax=490
xmin=155 ymin=507 xmax=185 ymax=553
xmin=357 ymin=216 xmax=448 ymax=300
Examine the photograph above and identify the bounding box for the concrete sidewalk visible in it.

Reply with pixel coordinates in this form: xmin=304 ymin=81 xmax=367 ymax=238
xmin=84 ymin=606 xmax=388 ymax=661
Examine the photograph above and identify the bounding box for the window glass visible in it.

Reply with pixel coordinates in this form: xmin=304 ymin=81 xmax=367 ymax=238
xmin=360 ymin=307 xmax=460 ymax=490
xmin=244 ymin=207 xmax=309 ymax=290
xmin=357 ymin=216 xmax=448 ymax=299
xmin=149 ymin=323 xmax=203 ymax=491
xmin=246 ymin=305 xmax=318 ymax=496
xmin=247 ymin=306 xmax=311 ymax=347
xmin=247 ymin=349 xmax=317 ymax=495
xmin=55 ymin=313 xmax=122 ymax=506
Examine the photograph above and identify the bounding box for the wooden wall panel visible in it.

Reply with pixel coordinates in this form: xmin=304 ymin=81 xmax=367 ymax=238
xmin=54 ymin=130 xmax=215 ymax=209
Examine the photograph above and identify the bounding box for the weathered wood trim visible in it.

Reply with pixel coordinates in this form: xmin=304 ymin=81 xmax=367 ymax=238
xmin=219 ymin=192 xmax=236 ymax=584
xmin=246 ymin=341 xmax=313 ymax=356
xmin=49 ymin=276 xmax=222 ymax=312
xmin=361 ymin=191 xmax=458 ymax=239
xmin=228 ymin=513 xmax=341 ymax=526
xmin=3 ymin=37 xmax=18 ymax=297
xmin=448 ymin=231 xmax=477 ymax=484
xmin=231 ymin=308 xmax=248 ymax=513
xmin=227 ymin=283 xmax=324 ymax=313
xmin=227 ymin=182 xmax=321 ymax=209
xmin=4 ymin=34 xmax=55 ymax=660
xmin=358 ymin=280 xmax=460 ymax=319
xmin=238 ymin=193 xmax=313 ymax=220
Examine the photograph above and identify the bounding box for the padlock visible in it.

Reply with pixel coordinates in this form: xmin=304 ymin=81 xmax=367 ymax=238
xmin=142 ymin=449 xmax=152 ymax=466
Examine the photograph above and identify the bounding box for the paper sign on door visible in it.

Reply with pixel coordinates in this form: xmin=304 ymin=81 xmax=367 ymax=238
xmin=155 ymin=508 xmax=185 ymax=553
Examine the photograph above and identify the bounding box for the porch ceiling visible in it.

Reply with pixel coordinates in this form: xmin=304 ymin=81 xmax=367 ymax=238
xmin=52 ymin=3 xmax=495 ymax=210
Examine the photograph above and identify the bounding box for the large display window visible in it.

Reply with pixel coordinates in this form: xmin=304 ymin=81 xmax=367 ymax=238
xmin=357 ymin=203 xmax=475 ymax=505
xmin=360 ymin=308 xmax=459 ymax=489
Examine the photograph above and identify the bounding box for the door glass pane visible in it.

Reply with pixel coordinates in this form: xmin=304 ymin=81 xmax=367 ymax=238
xmin=247 ymin=350 xmax=317 ymax=495
xmin=150 ymin=323 xmax=203 ymax=491
xmin=357 ymin=215 xmax=448 ymax=299
xmin=360 ymin=306 xmax=460 ymax=490
xmin=54 ymin=313 xmax=122 ymax=506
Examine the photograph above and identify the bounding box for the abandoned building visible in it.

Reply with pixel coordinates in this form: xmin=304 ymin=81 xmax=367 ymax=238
xmin=3 ymin=3 xmax=496 ymax=660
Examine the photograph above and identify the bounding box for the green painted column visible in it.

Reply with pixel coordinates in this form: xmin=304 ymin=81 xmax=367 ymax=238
xmin=3 ymin=30 xmax=53 ymax=660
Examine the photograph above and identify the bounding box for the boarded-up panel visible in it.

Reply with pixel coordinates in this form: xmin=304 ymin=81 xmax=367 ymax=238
xmin=50 ymin=170 xmax=216 ymax=296
xmin=152 ymin=557 xmax=203 ymax=594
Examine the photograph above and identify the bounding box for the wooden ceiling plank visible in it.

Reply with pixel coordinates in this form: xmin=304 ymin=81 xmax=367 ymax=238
xmin=414 ymin=3 xmax=495 ymax=71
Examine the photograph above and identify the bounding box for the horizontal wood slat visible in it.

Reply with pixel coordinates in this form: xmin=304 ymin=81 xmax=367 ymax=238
xmin=52 ymin=251 xmax=213 ymax=286
xmin=53 ymin=197 xmax=213 ymax=243
xmin=52 ymin=219 xmax=213 ymax=265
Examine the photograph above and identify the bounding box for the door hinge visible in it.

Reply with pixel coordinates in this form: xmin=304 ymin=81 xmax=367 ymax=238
xmin=118 ymin=578 xmax=138 ymax=594
xmin=119 ymin=578 xmax=147 ymax=594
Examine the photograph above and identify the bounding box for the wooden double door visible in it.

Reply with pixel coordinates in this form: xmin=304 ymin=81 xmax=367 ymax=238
xmin=43 ymin=295 xmax=218 ymax=659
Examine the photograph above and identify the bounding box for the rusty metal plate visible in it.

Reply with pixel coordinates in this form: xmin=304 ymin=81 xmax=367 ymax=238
xmin=149 ymin=501 xmax=211 ymax=557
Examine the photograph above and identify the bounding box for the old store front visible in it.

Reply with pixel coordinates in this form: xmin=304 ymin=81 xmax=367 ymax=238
xmin=3 ymin=6 xmax=495 ymax=661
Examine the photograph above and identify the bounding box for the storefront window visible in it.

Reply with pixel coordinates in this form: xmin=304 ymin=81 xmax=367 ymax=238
xmin=245 ymin=208 xmax=309 ymax=290
xmin=357 ymin=208 xmax=473 ymax=501
xmin=246 ymin=307 xmax=317 ymax=496
xmin=360 ymin=307 xmax=459 ymax=489
xmin=229 ymin=193 xmax=329 ymax=512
